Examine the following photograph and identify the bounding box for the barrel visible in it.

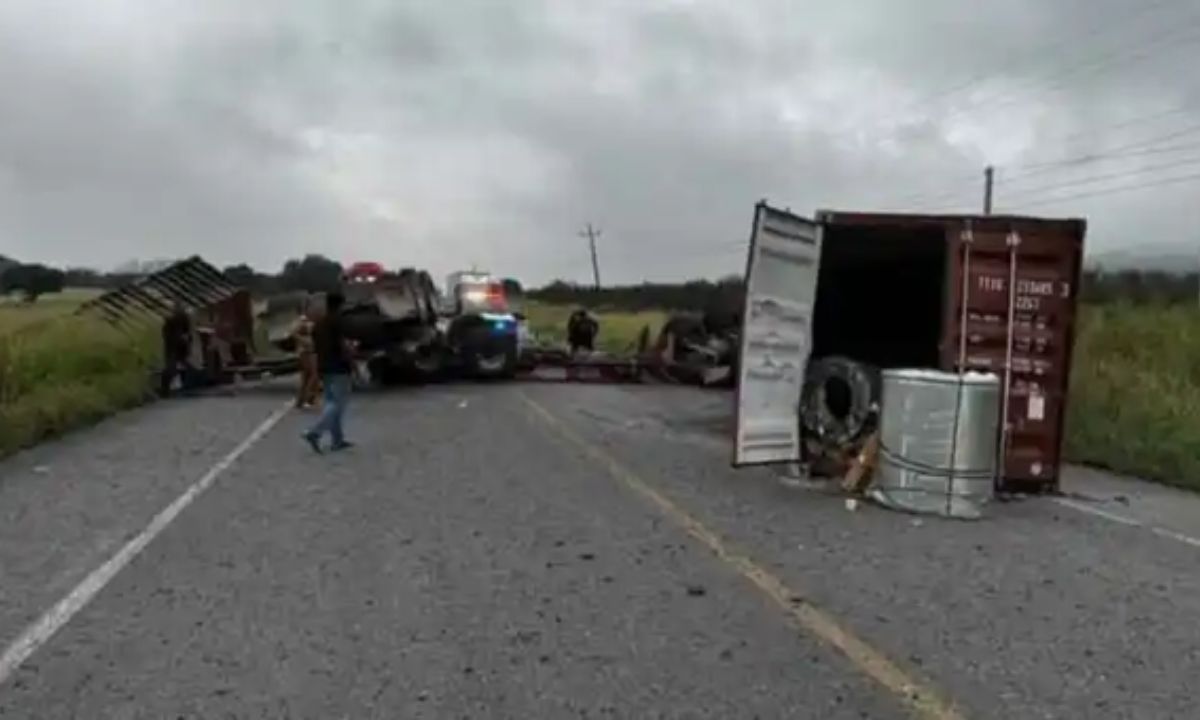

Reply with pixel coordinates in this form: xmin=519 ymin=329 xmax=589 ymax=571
xmin=871 ymin=369 xmax=1001 ymax=520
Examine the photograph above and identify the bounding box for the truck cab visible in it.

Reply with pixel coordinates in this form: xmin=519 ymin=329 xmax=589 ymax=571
xmin=443 ymin=270 xmax=522 ymax=378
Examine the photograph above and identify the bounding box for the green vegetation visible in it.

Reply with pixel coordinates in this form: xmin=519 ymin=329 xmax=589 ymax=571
xmin=522 ymin=300 xmax=669 ymax=353
xmin=0 ymin=288 xmax=102 ymax=332
xmin=1065 ymin=304 xmax=1200 ymax=487
xmin=0 ymin=293 xmax=157 ymax=457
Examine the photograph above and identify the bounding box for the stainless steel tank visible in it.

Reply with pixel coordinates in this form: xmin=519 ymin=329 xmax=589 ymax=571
xmin=870 ymin=369 xmax=1001 ymax=520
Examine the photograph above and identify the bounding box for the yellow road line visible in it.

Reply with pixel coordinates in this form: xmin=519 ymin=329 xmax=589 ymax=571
xmin=520 ymin=393 xmax=965 ymax=720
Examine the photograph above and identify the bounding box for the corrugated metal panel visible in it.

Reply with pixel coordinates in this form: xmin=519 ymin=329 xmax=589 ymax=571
xmin=733 ymin=202 xmax=823 ymax=466
xmin=76 ymin=256 xmax=241 ymax=326
xmin=815 ymin=211 xmax=1086 ymax=491
xmin=76 ymin=257 xmax=256 ymax=363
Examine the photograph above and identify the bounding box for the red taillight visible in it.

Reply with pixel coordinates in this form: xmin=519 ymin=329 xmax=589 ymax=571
xmin=345 ymin=261 xmax=385 ymax=283
xmin=486 ymin=283 xmax=506 ymax=308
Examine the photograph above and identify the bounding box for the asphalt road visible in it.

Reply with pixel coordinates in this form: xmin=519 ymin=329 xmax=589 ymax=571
xmin=1 ymin=381 xmax=1199 ymax=719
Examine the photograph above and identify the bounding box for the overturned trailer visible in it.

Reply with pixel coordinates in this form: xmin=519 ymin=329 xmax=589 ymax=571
xmin=733 ymin=202 xmax=1086 ymax=494
xmin=76 ymin=257 xmax=267 ymax=387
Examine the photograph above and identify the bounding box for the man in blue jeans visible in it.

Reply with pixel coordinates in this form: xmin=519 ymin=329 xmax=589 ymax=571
xmin=303 ymin=290 xmax=355 ymax=453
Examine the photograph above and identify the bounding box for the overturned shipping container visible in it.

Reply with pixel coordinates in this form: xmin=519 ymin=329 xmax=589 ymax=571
xmin=811 ymin=210 xmax=1086 ymax=492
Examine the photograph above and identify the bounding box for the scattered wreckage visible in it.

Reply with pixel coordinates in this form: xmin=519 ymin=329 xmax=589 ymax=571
xmin=77 ymin=258 xmax=744 ymax=391
xmin=78 ymin=198 xmax=1086 ymax=517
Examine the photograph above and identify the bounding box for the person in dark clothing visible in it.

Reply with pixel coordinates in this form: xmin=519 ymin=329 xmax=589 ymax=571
xmin=566 ymin=308 xmax=599 ymax=355
xmin=159 ymin=303 xmax=193 ymax=397
xmin=302 ymin=291 xmax=355 ymax=453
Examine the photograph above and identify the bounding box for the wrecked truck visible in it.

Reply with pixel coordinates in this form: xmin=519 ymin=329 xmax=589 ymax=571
xmin=259 ymin=263 xmax=522 ymax=383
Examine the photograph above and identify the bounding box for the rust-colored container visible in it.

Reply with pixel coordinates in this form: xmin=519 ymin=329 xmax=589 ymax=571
xmin=811 ymin=211 xmax=1086 ymax=492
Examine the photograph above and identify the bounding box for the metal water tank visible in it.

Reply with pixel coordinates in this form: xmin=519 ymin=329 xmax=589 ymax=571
xmin=871 ymin=369 xmax=1001 ymax=519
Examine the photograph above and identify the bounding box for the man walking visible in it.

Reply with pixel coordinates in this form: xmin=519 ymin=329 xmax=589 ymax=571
xmin=303 ymin=290 xmax=355 ymax=453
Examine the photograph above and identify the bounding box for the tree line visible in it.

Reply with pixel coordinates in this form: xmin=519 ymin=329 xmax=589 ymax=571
xmin=529 ymin=276 xmax=744 ymax=314
xmin=1080 ymin=269 xmax=1199 ymax=305
xmin=0 ymin=261 xmax=66 ymax=302
xmin=0 ymin=254 xmax=350 ymax=301
xmin=3 ymin=251 xmax=1197 ymax=308
xmin=528 ymin=269 xmax=1200 ymax=311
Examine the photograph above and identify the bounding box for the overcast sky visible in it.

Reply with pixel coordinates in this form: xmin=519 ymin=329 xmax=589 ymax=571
xmin=2 ymin=0 xmax=1199 ymax=285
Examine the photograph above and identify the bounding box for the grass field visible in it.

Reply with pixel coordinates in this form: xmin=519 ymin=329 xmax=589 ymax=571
xmin=1065 ymin=304 xmax=1200 ymax=486
xmin=0 ymin=289 xmax=103 ymax=332
xmin=521 ymin=300 xmax=669 ymax=353
xmin=0 ymin=290 xmax=157 ymax=457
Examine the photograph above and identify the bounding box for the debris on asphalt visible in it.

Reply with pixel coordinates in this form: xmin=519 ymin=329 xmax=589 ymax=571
xmin=840 ymin=431 xmax=880 ymax=495
xmin=685 ymin=584 xmax=707 ymax=597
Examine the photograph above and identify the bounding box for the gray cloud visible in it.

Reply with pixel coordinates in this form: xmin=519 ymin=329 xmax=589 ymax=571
xmin=2 ymin=0 xmax=1199 ymax=284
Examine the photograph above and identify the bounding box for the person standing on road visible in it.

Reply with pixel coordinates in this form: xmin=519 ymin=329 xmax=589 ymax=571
xmin=292 ymin=299 xmax=321 ymax=409
xmin=159 ymin=302 xmax=193 ymax=397
xmin=303 ymin=290 xmax=355 ymax=453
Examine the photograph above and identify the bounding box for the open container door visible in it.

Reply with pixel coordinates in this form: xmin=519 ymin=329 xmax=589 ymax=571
xmin=733 ymin=202 xmax=823 ymax=466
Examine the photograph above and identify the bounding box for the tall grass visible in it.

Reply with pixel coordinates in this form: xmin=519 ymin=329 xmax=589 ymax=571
xmin=1064 ymin=304 xmax=1200 ymax=487
xmin=0 ymin=315 xmax=158 ymax=457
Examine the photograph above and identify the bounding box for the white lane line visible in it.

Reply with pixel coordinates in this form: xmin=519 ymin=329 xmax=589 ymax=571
xmin=1053 ymin=496 xmax=1200 ymax=549
xmin=1149 ymin=526 xmax=1200 ymax=549
xmin=0 ymin=402 xmax=291 ymax=688
xmin=1052 ymin=497 xmax=1143 ymax=527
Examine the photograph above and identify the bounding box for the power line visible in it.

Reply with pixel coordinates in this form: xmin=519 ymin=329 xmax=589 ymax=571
xmin=830 ymin=0 xmax=1187 ymax=140
xmin=1011 ymin=118 xmax=1200 ymax=173
xmin=1002 ymin=138 xmax=1200 ymax=182
xmin=1004 ymin=169 xmax=1200 ymax=209
xmin=1001 ymin=153 xmax=1200 ymax=201
xmin=895 ymin=121 xmax=1200 ymax=208
xmin=935 ymin=19 xmax=1200 ymax=129
xmin=1045 ymin=99 xmax=1200 ymax=150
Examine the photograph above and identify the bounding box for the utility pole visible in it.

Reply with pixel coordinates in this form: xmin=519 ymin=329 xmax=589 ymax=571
xmin=983 ymin=165 xmax=995 ymax=215
xmin=579 ymin=223 xmax=602 ymax=289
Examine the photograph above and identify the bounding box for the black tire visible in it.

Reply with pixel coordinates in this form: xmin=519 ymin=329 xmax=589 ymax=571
xmin=402 ymin=342 xmax=447 ymax=383
xmin=799 ymin=356 xmax=881 ymax=450
xmin=462 ymin=326 xmax=518 ymax=379
xmin=367 ymin=356 xmax=395 ymax=387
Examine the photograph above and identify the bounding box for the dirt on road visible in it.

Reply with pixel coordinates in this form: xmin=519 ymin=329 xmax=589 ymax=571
xmin=0 ymin=382 xmax=1197 ymax=719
